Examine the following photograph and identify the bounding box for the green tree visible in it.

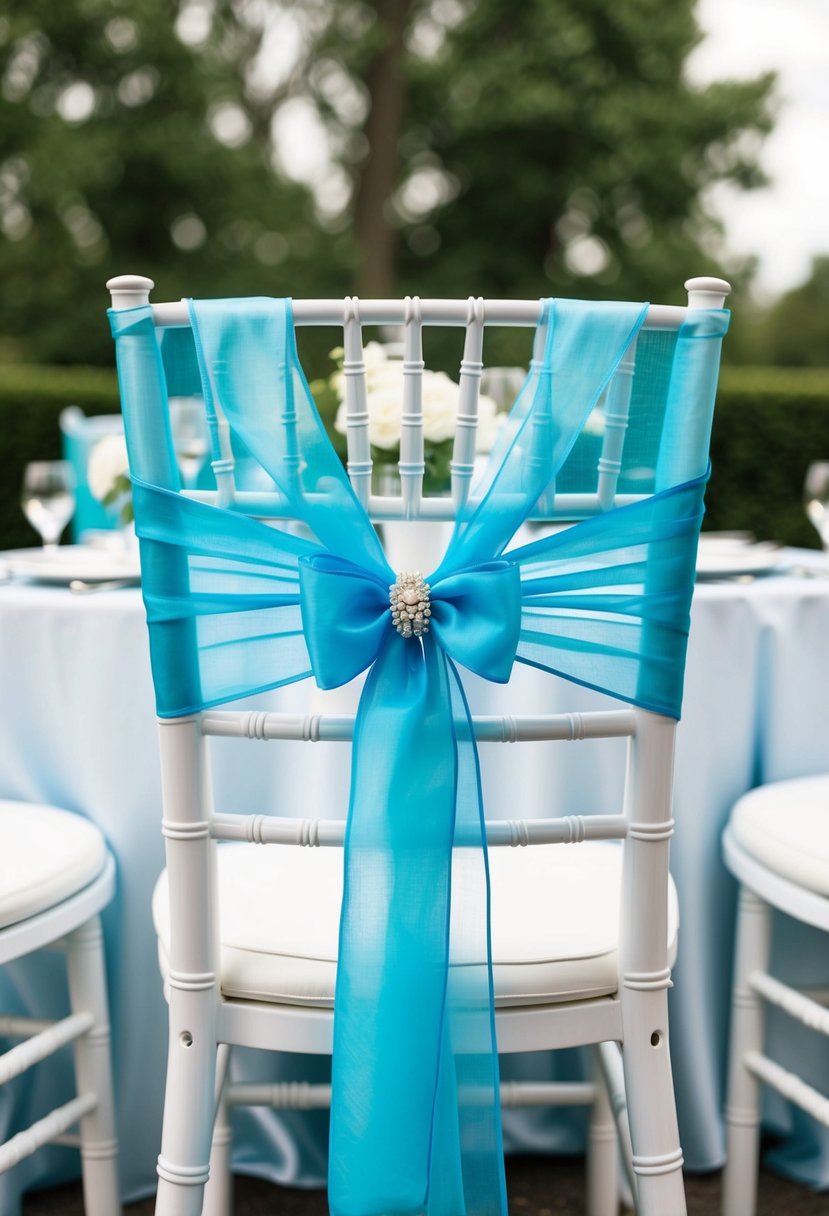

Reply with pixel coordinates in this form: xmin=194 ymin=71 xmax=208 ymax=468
xmin=300 ymin=0 xmax=774 ymax=302
xmin=0 ymin=0 xmax=776 ymax=368
xmin=0 ymin=0 xmax=350 ymax=365
xmin=760 ymin=257 xmax=829 ymax=367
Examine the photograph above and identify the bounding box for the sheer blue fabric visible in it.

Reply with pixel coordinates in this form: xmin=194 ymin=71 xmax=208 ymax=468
xmin=109 ymin=295 xmax=728 ymax=1216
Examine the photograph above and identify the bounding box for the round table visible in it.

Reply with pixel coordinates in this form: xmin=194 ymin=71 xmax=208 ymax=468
xmin=1 ymin=552 xmax=827 ymax=1206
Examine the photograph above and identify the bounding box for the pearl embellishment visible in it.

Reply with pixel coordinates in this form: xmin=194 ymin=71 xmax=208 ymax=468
xmin=389 ymin=571 xmax=431 ymax=639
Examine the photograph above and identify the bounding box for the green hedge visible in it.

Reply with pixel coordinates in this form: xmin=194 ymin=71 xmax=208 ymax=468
xmin=707 ymin=367 xmax=829 ymax=549
xmin=0 ymin=364 xmax=120 ymax=549
xmin=1 ymin=361 xmax=828 ymax=552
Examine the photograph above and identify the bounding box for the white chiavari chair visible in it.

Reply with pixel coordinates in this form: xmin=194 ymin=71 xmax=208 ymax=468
xmin=0 ymin=801 xmax=120 ymax=1213
xmin=721 ymin=774 xmax=829 ymax=1215
xmin=107 ymin=274 xmax=730 ymax=1216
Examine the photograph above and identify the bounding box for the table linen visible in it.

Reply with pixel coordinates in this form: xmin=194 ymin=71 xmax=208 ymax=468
xmin=0 ymin=558 xmax=827 ymax=1209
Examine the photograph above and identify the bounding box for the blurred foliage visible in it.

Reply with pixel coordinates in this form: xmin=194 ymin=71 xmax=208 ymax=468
xmin=399 ymin=0 xmax=774 ymax=305
xmin=718 ymin=259 xmax=829 ymax=368
xmin=751 ymin=257 xmax=829 ymax=367
xmin=0 ymin=0 xmax=777 ymax=369
xmin=2 ymin=359 xmax=827 ymax=551
xmin=0 ymin=362 xmax=118 ymax=547
xmin=300 ymin=0 xmax=775 ymax=303
xmin=0 ymin=0 xmax=353 ymax=366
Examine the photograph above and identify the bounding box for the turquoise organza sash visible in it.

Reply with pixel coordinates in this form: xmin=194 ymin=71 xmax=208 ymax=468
xmin=109 ymin=296 xmax=728 ymax=1216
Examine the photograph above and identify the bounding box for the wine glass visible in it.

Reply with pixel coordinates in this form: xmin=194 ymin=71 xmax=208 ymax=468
xmin=803 ymin=461 xmax=829 ymax=552
xmin=170 ymin=397 xmax=209 ymax=488
xmin=21 ymin=461 xmax=76 ymax=551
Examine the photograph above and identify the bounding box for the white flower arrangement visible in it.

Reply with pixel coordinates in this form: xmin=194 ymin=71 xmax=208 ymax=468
xmin=87 ymin=433 xmax=133 ymax=523
xmin=318 ymin=342 xmax=502 ymax=492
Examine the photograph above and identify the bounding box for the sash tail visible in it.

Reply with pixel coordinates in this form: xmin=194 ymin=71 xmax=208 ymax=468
xmin=329 ymin=636 xmax=506 ymax=1216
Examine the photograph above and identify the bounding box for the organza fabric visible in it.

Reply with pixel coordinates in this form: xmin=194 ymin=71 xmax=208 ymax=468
xmin=109 ymin=295 xmax=728 ymax=1216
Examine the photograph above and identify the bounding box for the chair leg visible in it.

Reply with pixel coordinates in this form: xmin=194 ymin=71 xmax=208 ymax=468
xmin=596 ymin=1041 xmax=637 ymax=1211
xmin=621 ymin=986 xmax=686 ymax=1216
xmin=721 ymin=886 xmax=772 ymax=1216
xmin=202 ymin=1047 xmax=233 ymax=1216
xmin=154 ymin=985 xmax=218 ymax=1216
xmin=586 ymin=1047 xmax=619 ymax=1216
xmin=65 ymin=916 xmax=121 ymax=1216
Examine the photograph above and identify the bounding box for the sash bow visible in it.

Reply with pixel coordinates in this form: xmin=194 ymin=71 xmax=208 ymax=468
xmin=299 ymin=553 xmax=523 ymax=690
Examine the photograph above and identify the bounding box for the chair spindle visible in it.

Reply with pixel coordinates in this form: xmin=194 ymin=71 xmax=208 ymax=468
xmin=596 ymin=340 xmax=637 ymax=511
xmin=400 ymin=295 xmax=425 ymax=518
xmin=451 ymin=297 xmax=485 ymax=510
xmin=342 ymin=297 xmax=372 ymax=508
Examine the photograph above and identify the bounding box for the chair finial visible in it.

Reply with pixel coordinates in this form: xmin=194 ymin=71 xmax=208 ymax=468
xmin=106 ymin=274 xmax=155 ymax=310
xmin=684 ymin=277 xmax=731 ymax=309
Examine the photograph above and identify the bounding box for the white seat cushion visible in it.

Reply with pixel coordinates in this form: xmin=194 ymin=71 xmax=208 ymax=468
xmin=0 ymin=801 xmax=108 ymax=929
xmin=730 ymin=775 xmax=829 ymax=897
xmin=154 ymin=840 xmax=679 ymax=1009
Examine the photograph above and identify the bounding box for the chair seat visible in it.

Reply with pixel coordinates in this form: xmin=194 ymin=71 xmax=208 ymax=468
xmin=729 ymin=774 xmax=829 ymax=897
xmin=0 ymin=800 xmax=108 ymax=929
xmin=154 ymin=839 xmax=679 ymax=1009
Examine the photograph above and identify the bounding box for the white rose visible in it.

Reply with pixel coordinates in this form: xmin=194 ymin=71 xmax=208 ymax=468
xmin=366 ymin=384 xmax=403 ymax=449
xmin=362 ymin=341 xmax=389 ymax=370
xmin=332 ymin=344 xmax=396 ymax=433
xmin=87 ymin=433 xmax=130 ymax=500
xmin=363 ymin=362 xmax=402 ymax=406
xmin=334 ymin=376 xmax=405 ymax=450
xmin=421 ymin=371 xmax=458 ymax=444
xmin=330 ymin=349 xmax=506 ymax=452
xmin=332 ymin=341 xmax=390 ymax=399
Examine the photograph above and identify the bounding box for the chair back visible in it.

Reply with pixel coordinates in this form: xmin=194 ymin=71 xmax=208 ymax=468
xmin=109 ymin=285 xmax=727 ymax=528
xmin=108 ymin=281 xmax=729 ymax=722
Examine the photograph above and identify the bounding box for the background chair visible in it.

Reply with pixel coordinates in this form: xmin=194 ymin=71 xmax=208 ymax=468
xmin=59 ymin=407 xmax=125 ymax=539
xmin=721 ymin=773 xmax=829 ymax=1215
xmin=108 ymin=274 xmax=730 ymax=1216
xmin=0 ymin=800 xmax=120 ymax=1214
xmin=60 ymin=400 xmax=220 ymax=543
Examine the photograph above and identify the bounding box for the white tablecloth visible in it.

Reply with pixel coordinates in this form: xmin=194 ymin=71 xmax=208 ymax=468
xmin=1 ymin=553 xmax=828 ymax=1206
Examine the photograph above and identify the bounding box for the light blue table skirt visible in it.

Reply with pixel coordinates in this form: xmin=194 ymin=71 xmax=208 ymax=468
xmin=0 ymin=554 xmax=827 ymax=1209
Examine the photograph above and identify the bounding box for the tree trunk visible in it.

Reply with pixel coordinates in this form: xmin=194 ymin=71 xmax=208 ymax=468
xmin=354 ymin=0 xmax=413 ymax=298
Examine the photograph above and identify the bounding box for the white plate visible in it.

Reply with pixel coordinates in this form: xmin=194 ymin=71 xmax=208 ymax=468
xmin=4 ymin=545 xmax=141 ymax=586
xmin=696 ymin=538 xmax=782 ymax=578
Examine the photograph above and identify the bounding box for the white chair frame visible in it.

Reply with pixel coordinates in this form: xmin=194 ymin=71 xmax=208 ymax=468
xmin=721 ymin=817 xmax=829 ymax=1215
xmin=0 ymin=852 xmax=120 ymax=1214
xmin=108 ymin=273 xmax=731 ymax=1216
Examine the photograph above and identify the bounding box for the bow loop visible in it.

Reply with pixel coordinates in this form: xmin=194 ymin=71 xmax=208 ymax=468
xmin=298 ymin=553 xmax=391 ymax=689
xmin=430 ymin=562 xmax=522 ymax=684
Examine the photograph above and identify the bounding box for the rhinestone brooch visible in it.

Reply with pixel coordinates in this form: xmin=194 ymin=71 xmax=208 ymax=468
xmin=389 ymin=571 xmax=431 ymax=639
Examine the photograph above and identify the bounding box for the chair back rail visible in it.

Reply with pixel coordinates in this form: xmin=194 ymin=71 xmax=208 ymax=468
xmin=138 ymin=295 xmax=713 ymax=329
xmin=208 ymin=812 xmax=630 ymax=849
xmin=200 ymin=707 xmax=637 ymax=743
xmin=180 ymin=486 xmax=649 ymax=521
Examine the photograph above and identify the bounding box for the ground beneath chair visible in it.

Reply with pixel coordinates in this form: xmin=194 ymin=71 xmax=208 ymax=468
xmin=21 ymin=1153 xmax=827 ymax=1215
